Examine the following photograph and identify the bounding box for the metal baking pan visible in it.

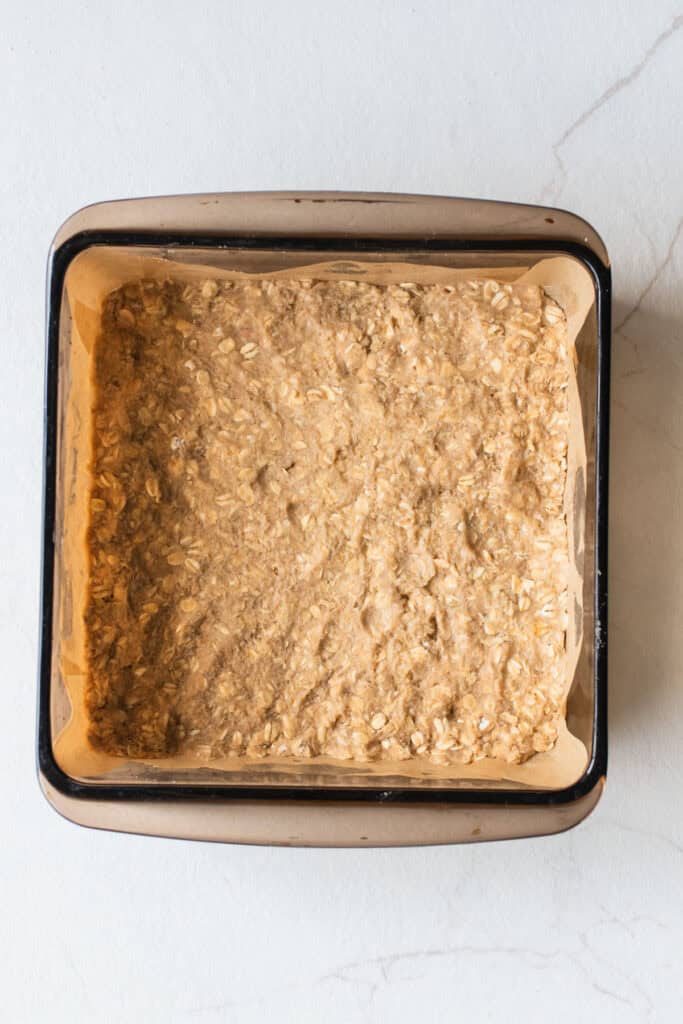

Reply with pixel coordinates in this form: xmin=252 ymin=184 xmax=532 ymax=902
xmin=38 ymin=192 xmax=609 ymax=845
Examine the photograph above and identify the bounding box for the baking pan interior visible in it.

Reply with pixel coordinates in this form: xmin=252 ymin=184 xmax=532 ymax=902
xmin=47 ymin=242 xmax=600 ymax=793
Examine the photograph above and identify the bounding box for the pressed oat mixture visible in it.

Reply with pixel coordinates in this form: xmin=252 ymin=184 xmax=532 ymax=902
xmin=86 ymin=275 xmax=570 ymax=765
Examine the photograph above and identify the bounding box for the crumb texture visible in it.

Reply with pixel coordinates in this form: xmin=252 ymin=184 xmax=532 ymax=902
xmin=86 ymin=276 xmax=570 ymax=765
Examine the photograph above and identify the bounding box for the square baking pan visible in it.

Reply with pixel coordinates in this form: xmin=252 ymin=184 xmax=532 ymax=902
xmin=38 ymin=192 xmax=609 ymax=845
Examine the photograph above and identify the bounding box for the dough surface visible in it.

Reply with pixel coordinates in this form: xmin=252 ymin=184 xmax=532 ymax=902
xmin=85 ymin=276 xmax=570 ymax=765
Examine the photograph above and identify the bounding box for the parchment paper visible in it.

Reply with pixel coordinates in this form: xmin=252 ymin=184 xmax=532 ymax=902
xmin=52 ymin=248 xmax=595 ymax=789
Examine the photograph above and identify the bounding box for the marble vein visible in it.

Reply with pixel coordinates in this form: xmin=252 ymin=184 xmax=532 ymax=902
xmin=612 ymin=396 xmax=683 ymax=457
xmin=578 ymin=923 xmax=655 ymax=1020
xmin=615 ymin=213 xmax=683 ymax=332
xmin=603 ymin=819 xmax=683 ymax=858
xmin=317 ymin=943 xmax=643 ymax=1015
xmin=183 ymin=942 xmax=644 ymax=1018
xmin=541 ymin=12 xmax=683 ymax=203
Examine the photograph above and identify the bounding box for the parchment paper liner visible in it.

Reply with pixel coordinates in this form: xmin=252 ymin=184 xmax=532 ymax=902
xmin=52 ymin=248 xmax=595 ymax=790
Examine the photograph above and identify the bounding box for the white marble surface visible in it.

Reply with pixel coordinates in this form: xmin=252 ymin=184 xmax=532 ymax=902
xmin=2 ymin=1 xmax=682 ymax=1020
